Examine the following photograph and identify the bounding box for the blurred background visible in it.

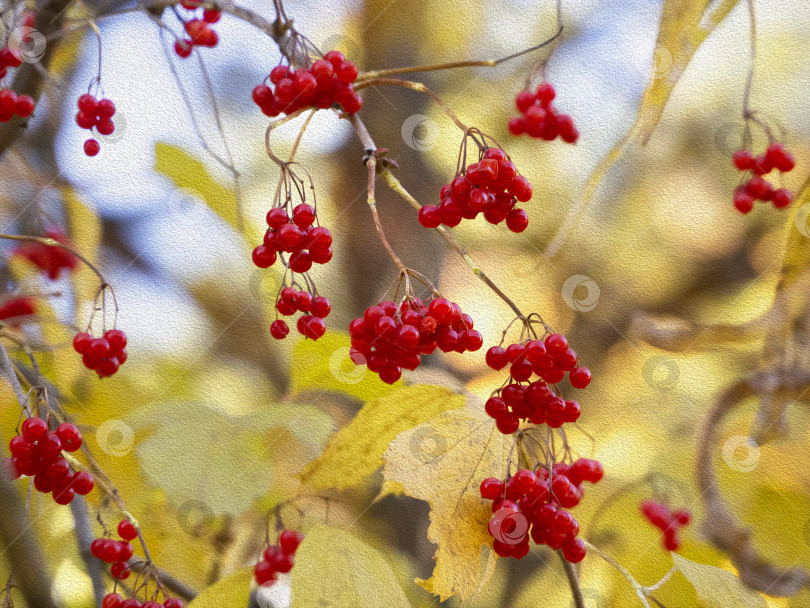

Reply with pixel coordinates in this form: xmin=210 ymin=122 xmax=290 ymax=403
xmin=1 ymin=0 xmax=810 ymax=606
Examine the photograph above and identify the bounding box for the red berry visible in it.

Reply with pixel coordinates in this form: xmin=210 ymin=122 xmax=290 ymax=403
xmin=733 ymin=187 xmax=755 ymax=214
xmin=110 ymin=561 xmax=130 ymax=579
xmin=117 ymin=519 xmax=138 ymax=541
xmin=561 ymin=537 xmax=586 ymax=563
xmin=486 ymin=346 xmax=509 ymax=370
xmin=772 ymin=188 xmax=792 ymax=208
xmin=732 ymin=149 xmax=754 ymax=171
xmin=480 ymin=477 xmax=504 ymax=500
xmin=279 ymin=529 xmax=304 ymax=554
xmin=102 ymin=593 xmax=124 ymax=608
xmin=84 ymin=139 xmax=100 ymax=156
xmin=15 ymin=95 xmax=35 ymax=118
xmin=536 ymin=82 xmax=556 ymax=103
xmin=22 ymin=417 xmax=48 ymax=442
xmin=418 ymin=205 xmax=442 ymax=228
xmin=270 ymin=319 xmax=290 ymax=339
xmin=505 ymin=208 xmax=528 ymax=233
xmin=104 ymin=329 xmax=127 ymax=351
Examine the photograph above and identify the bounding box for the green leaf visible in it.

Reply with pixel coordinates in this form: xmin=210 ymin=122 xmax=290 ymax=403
xmin=154 ymin=143 xmax=260 ymax=243
xmin=291 ymin=524 xmax=412 ymax=608
xmin=289 ymin=331 xmax=398 ymax=401
xmin=187 ymin=567 xmax=252 ymax=608
xmin=299 ymin=384 xmax=466 ymax=491
xmin=673 ymin=553 xmax=767 ymax=608
xmin=128 ymin=400 xmax=334 ymax=515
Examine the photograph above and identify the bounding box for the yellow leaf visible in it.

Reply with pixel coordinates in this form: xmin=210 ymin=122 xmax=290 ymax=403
xmin=63 ymin=186 xmax=102 ymax=313
xmin=776 ymin=174 xmax=810 ymax=294
xmin=299 ymin=385 xmax=466 ymax=491
xmin=153 ymin=143 xmax=258 ymax=242
xmin=291 ymin=523 xmax=411 ymax=608
xmin=289 ymin=331 xmax=398 ymax=401
xmin=673 ymin=553 xmax=767 ymax=608
xmin=187 ymin=567 xmax=252 ymax=608
xmin=545 ymin=0 xmax=739 ymax=257
xmin=382 ymin=400 xmax=512 ymax=601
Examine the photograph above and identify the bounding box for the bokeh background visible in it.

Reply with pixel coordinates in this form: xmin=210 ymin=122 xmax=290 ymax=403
xmin=1 ymin=0 xmax=810 ymax=606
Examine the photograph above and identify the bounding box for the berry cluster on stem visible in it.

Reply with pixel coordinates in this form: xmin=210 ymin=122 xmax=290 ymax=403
xmin=75 ymin=94 xmax=117 ymax=157
xmin=173 ymin=1 xmax=221 ymax=58
xmin=349 ymin=288 xmax=483 ymax=384
xmin=508 ymin=83 xmax=578 ymax=143
xmin=73 ymin=328 xmax=128 ymax=378
xmin=732 ymin=141 xmax=795 ymax=213
xmin=640 ymin=500 xmax=690 ymax=551
xmin=418 ymin=139 xmax=533 ymax=231
xmin=481 ymin=458 xmax=603 ymax=562
xmin=254 ymin=529 xmax=303 ymax=586
xmin=5 ymin=417 xmax=94 ymax=505
xmin=91 ymin=519 xmax=137 ymax=581
xmin=252 ymin=50 xmax=362 ymax=117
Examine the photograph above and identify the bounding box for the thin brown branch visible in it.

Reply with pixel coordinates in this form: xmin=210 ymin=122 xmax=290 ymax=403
xmin=558 ymin=551 xmax=585 ymax=608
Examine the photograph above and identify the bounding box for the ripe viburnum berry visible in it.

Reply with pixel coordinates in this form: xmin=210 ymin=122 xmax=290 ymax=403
xmin=640 ymin=500 xmax=690 ymax=551
xmin=731 ymin=141 xmax=795 ymax=213
xmin=419 ymin=147 xmax=533 ymax=231
xmin=349 ymin=296 xmax=482 ymax=384
xmin=75 ymin=94 xmax=116 ymax=155
xmin=481 ymin=460 xmax=602 ymax=562
xmin=509 ymin=82 xmax=579 ymax=143
xmin=252 ymin=50 xmax=362 ymax=117
xmin=484 ymin=332 xmax=591 ymax=433
xmin=73 ymin=328 xmax=128 ymax=378
xmin=254 ymin=530 xmax=304 ymax=586
xmin=14 ymin=229 xmax=78 ymax=280
xmin=5 ymin=417 xmax=93 ymax=505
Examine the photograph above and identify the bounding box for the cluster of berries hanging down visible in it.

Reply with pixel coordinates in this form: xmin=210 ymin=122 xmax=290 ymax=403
xmin=349 ymin=295 xmax=483 ymax=384
xmin=91 ymin=520 xmax=138 ymax=581
xmin=484 ymin=332 xmax=591 ymax=434
xmin=14 ymin=228 xmax=78 ymax=280
xmin=5 ymin=417 xmax=94 ymax=505
xmin=73 ymin=328 xmax=128 ymax=378
xmin=480 ymin=458 xmax=603 ymax=562
xmin=732 ymin=141 xmax=795 ymax=213
xmin=254 ymin=530 xmax=304 ymax=586
xmin=640 ymin=500 xmax=691 ymax=551
xmin=508 ymin=83 xmax=579 ymax=143
xmin=418 ymin=145 xmax=533 ymax=231
xmin=0 ymin=42 xmax=36 ymax=122
xmin=173 ymin=0 xmax=221 ymax=58
xmin=75 ymin=94 xmax=117 ymax=156
xmin=252 ymin=50 xmax=362 ymax=117
xmin=252 ymin=168 xmax=332 ymax=341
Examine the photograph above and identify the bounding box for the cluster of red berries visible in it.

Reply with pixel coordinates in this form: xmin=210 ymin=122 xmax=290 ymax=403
xmin=732 ymin=142 xmax=795 ymax=213
xmin=73 ymin=329 xmax=128 ymax=378
xmin=14 ymin=229 xmax=78 ymax=280
xmin=508 ymin=83 xmax=579 ymax=143
xmin=91 ymin=520 xmax=138 ymax=581
xmin=484 ymin=333 xmax=592 ymax=434
xmin=254 ymin=530 xmax=304 ymax=586
xmin=349 ymin=296 xmax=482 ymax=384
xmin=0 ymin=89 xmax=35 ymax=122
xmin=640 ymin=500 xmax=691 ymax=551
xmin=0 ymin=297 xmax=35 ymax=321
xmin=5 ymin=417 xmax=94 ymax=505
xmin=173 ymin=1 xmax=221 ymax=58
xmin=101 ymin=596 xmax=183 ymax=608
xmin=418 ymin=148 xmax=533 ymax=231
xmin=252 ymin=50 xmax=362 ymax=117
xmin=270 ymin=287 xmax=330 ymax=341
xmin=75 ymin=94 xmax=116 ymax=156
xmin=480 ymin=459 xmax=603 ymax=562
xmin=252 ymin=205 xmax=333 ymax=272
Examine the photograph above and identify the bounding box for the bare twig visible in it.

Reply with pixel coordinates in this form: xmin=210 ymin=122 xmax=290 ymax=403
xmin=558 ymin=551 xmax=585 ymax=608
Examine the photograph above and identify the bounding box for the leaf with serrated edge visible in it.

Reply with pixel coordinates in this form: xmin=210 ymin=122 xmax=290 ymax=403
xmin=672 ymin=553 xmax=767 ymax=608
xmin=291 ymin=523 xmax=411 ymax=608
xmin=300 ymin=384 xmax=466 ymax=491
xmin=382 ymin=400 xmax=512 ymax=601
